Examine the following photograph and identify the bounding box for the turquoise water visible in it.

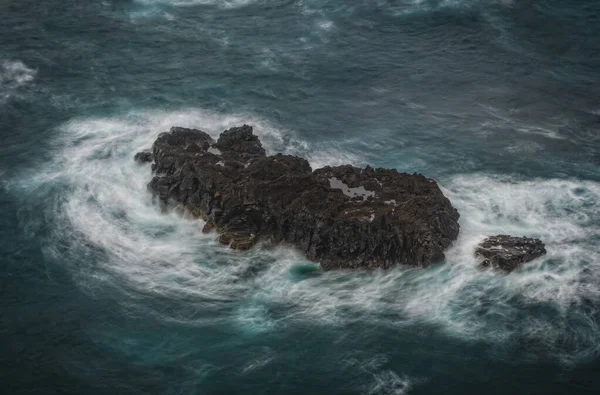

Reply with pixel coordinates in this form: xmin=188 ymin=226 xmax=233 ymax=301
xmin=2 ymin=0 xmax=600 ymax=393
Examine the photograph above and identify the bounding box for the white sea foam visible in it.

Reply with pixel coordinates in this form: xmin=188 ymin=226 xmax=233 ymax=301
xmin=366 ymin=370 xmax=412 ymax=395
xmin=317 ymin=20 xmax=334 ymax=31
xmin=479 ymin=105 xmax=566 ymax=140
xmin=240 ymin=347 xmax=276 ymax=373
xmin=383 ymin=0 xmax=516 ymax=17
xmin=0 ymin=60 xmax=36 ymax=103
xmin=28 ymin=108 xmax=358 ymax=304
xmin=243 ymin=174 xmax=600 ymax=360
xmin=134 ymin=0 xmax=257 ymax=8
xmin=25 ymin=107 xmax=600 ymax=363
xmin=344 ymin=355 xmax=414 ymax=395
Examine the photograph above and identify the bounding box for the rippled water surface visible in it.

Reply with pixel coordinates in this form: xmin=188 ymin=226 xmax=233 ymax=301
xmin=2 ymin=1 xmax=600 ymax=394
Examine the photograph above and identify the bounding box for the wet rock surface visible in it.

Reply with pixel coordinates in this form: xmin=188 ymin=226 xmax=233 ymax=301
xmin=476 ymin=235 xmax=547 ymax=272
xmin=134 ymin=150 xmax=153 ymax=163
xmin=137 ymin=125 xmax=461 ymax=270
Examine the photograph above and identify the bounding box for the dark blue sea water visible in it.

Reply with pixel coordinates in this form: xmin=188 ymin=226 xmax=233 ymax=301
xmin=2 ymin=0 xmax=600 ymax=393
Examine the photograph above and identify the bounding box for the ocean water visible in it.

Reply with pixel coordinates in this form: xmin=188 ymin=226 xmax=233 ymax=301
xmin=2 ymin=0 xmax=600 ymax=393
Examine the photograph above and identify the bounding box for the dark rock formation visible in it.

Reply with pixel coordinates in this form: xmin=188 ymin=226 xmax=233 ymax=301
xmin=134 ymin=150 xmax=153 ymax=163
xmin=476 ymin=235 xmax=546 ymax=272
xmin=137 ymin=125 xmax=460 ymax=270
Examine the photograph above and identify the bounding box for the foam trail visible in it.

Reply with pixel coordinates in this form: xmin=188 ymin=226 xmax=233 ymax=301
xmin=134 ymin=0 xmax=258 ymax=9
xmin=366 ymin=370 xmax=412 ymax=395
xmin=241 ymin=174 xmax=600 ymax=361
xmin=20 ymin=109 xmax=358 ymax=319
xmin=20 ymin=108 xmax=600 ymax=363
xmin=344 ymin=355 xmax=414 ymax=395
xmin=380 ymin=0 xmax=515 ymax=17
xmin=0 ymin=60 xmax=36 ymax=103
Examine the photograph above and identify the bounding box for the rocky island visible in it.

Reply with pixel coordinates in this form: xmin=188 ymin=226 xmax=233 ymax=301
xmin=136 ymin=125 xmax=461 ymax=270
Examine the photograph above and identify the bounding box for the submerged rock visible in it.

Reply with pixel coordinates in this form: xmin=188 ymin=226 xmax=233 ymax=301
xmin=134 ymin=150 xmax=153 ymax=163
xmin=476 ymin=235 xmax=546 ymax=272
xmin=136 ymin=125 xmax=460 ymax=270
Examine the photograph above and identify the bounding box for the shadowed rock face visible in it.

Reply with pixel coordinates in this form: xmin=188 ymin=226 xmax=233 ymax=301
xmin=137 ymin=125 xmax=460 ymax=270
xmin=476 ymin=235 xmax=547 ymax=272
xmin=134 ymin=150 xmax=153 ymax=163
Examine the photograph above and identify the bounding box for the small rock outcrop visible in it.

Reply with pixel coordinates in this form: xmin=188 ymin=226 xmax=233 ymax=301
xmin=137 ymin=125 xmax=461 ymax=270
xmin=476 ymin=235 xmax=546 ymax=272
xmin=134 ymin=150 xmax=153 ymax=163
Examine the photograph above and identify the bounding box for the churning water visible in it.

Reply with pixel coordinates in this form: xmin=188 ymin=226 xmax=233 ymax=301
xmin=2 ymin=0 xmax=600 ymax=394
